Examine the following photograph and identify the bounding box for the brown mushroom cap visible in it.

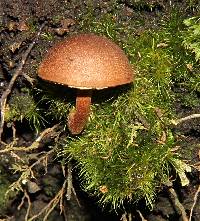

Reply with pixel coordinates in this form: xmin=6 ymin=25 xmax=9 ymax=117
xmin=38 ymin=33 xmax=133 ymax=89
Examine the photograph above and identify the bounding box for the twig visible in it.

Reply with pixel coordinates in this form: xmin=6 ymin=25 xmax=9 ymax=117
xmin=17 ymin=190 xmax=26 ymax=211
xmin=4 ymin=124 xmax=60 ymax=220
xmin=66 ymin=163 xmax=73 ymax=200
xmin=71 ymin=185 xmax=81 ymax=207
xmin=121 ymin=213 xmax=133 ymax=221
xmin=0 ymin=217 xmax=13 ymax=221
xmin=6 ymin=148 xmax=55 ymax=198
xmin=6 ymin=148 xmax=55 ymax=221
xmin=65 ymin=162 xmax=81 ymax=207
xmin=62 ymin=162 xmax=81 ymax=207
xmin=189 ymin=185 xmax=200 ymax=221
xmin=0 ymin=124 xmax=59 ymax=153
xmin=0 ymin=23 xmax=45 ymax=142
xmin=171 ymin=114 xmax=200 ymax=125
xmin=11 ymin=123 xmax=16 ymax=141
xmin=24 ymin=190 xmax=32 ymax=221
xmin=29 ymin=149 xmax=54 ymax=172
xmin=121 ymin=213 xmax=128 ymax=221
xmin=137 ymin=210 xmax=147 ymax=221
xmin=63 ymin=200 xmax=68 ymax=221
xmin=28 ymin=178 xmax=68 ymax=221
xmin=168 ymin=187 xmax=189 ymax=221
xmin=60 ymin=165 xmax=67 ymax=214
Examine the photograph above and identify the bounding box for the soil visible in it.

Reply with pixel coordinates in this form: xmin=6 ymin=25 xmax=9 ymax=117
xmin=0 ymin=1 xmax=200 ymax=221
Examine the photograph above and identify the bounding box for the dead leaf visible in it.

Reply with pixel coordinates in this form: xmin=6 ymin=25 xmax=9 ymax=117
xmin=27 ymin=180 xmax=41 ymax=193
xmin=9 ymin=42 xmax=22 ymax=53
xmin=18 ymin=21 xmax=29 ymax=31
xmin=154 ymin=107 xmax=164 ymax=118
xmin=8 ymin=21 xmax=17 ymax=31
xmin=99 ymin=185 xmax=108 ymax=194
xmin=157 ymin=131 xmax=167 ymax=144
xmin=186 ymin=63 xmax=193 ymax=71
xmin=61 ymin=18 xmax=76 ymax=28
xmin=157 ymin=42 xmax=168 ymax=48
xmin=54 ymin=18 xmax=76 ymax=35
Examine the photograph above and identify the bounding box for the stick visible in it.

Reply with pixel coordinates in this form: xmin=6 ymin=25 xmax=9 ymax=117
xmin=66 ymin=162 xmax=73 ymax=200
xmin=137 ymin=210 xmax=147 ymax=221
xmin=168 ymin=187 xmax=188 ymax=221
xmin=0 ymin=124 xmax=59 ymax=153
xmin=189 ymin=185 xmax=200 ymax=221
xmin=0 ymin=23 xmax=45 ymax=141
xmin=171 ymin=114 xmax=200 ymax=125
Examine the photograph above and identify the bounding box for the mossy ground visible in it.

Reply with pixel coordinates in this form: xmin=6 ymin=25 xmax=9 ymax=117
xmin=1 ymin=0 xmax=200 ymax=219
xmin=58 ymin=3 xmax=200 ymax=210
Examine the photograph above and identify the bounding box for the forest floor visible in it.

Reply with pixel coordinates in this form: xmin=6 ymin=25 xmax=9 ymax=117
xmin=0 ymin=1 xmax=200 ymax=221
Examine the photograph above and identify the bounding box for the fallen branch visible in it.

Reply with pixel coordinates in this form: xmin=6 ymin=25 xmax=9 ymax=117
xmin=171 ymin=114 xmax=200 ymax=125
xmin=0 ymin=23 xmax=45 ymax=142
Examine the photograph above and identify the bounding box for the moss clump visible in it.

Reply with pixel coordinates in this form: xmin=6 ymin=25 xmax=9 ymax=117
xmin=5 ymin=89 xmax=45 ymax=132
xmin=22 ymin=4 xmax=199 ymax=211
xmin=58 ymin=7 xmax=200 ymax=210
xmin=0 ymin=164 xmax=15 ymax=214
xmin=63 ymin=89 xmax=175 ymax=208
xmin=183 ymin=16 xmax=200 ymax=61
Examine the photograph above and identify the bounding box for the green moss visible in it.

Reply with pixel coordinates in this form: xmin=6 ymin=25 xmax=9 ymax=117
xmin=63 ymin=89 xmax=175 ymax=208
xmin=5 ymin=89 xmax=45 ymax=132
xmin=26 ymin=3 xmax=199 ymax=211
xmin=51 ymin=15 xmax=63 ymax=25
xmin=59 ymin=27 xmax=177 ymax=205
xmin=0 ymin=183 xmax=12 ymax=213
xmin=38 ymin=84 xmax=72 ymax=124
xmin=180 ymin=92 xmax=200 ymax=107
xmin=41 ymin=32 xmax=55 ymax=41
xmin=0 ymin=165 xmax=15 ymax=213
xmin=56 ymin=6 xmax=200 ymax=210
xmin=27 ymin=18 xmax=38 ymax=33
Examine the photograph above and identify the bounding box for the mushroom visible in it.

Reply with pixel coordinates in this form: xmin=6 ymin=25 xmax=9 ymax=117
xmin=38 ymin=33 xmax=134 ymax=134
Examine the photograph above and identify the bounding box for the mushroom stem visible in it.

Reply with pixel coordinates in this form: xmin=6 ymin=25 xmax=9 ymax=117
xmin=68 ymin=90 xmax=92 ymax=135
